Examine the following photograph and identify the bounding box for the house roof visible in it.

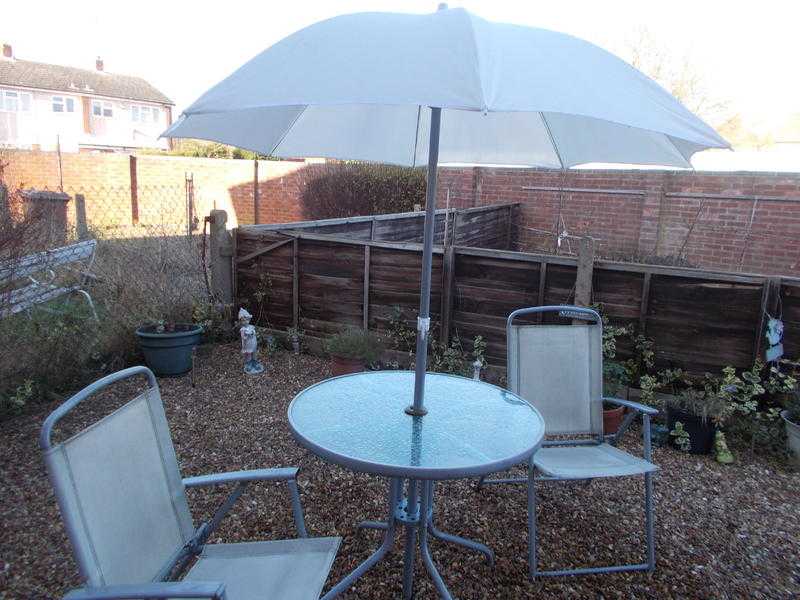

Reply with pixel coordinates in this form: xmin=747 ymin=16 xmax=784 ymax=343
xmin=0 ymin=58 xmax=173 ymax=105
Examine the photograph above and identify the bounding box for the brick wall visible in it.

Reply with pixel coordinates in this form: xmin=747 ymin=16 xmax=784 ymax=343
xmin=4 ymin=149 xmax=800 ymax=275
xmin=2 ymin=149 xmax=310 ymax=231
xmin=436 ymin=168 xmax=800 ymax=276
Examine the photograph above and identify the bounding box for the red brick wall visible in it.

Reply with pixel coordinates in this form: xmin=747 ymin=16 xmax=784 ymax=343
xmin=5 ymin=150 xmax=800 ymax=275
xmin=436 ymin=168 xmax=800 ymax=276
xmin=2 ymin=150 xmax=310 ymax=231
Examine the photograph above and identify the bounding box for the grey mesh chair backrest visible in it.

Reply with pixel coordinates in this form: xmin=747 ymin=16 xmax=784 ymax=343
xmin=40 ymin=367 xmax=195 ymax=587
xmin=507 ymin=306 xmax=604 ymax=437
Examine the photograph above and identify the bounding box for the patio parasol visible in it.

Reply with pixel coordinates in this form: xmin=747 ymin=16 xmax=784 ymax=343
xmin=163 ymin=4 xmax=729 ymax=417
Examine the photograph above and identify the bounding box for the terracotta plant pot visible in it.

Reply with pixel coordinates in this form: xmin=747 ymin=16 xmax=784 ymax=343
xmin=602 ymin=404 xmax=626 ymax=434
xmin=330 ymin=355 xmax=365 ymax=376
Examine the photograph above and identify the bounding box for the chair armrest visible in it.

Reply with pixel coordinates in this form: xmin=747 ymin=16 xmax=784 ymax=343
xmin=603 ymin=397 xmax=659 ymax=416
xmin=64 ymin=582 xmax=226 ymax=600
xmin=183 ymin=467 xmax=298 ymax=488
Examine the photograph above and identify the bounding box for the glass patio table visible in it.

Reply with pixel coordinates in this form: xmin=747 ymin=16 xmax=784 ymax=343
xmin=288 ymin=370 xmax=545 ymax=600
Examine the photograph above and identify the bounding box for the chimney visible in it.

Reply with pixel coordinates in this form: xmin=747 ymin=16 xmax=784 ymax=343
xmin=95 ymin=56 xmax=104 ymax=71
xmin=2 ymin=44 xmax=12 ymax=59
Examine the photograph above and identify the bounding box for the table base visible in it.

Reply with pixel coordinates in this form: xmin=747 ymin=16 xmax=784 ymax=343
xmin=321 ymin=478 xmax=494 ymax=600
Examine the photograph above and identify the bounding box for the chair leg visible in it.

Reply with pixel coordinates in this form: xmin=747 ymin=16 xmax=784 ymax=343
xmin=645 ymin=471 xmax=655 ymax=571
xmin=527 ymin=459 xmax=538 ymax=581
xmin=288 ymin=478 xmax=308 ymax=538
xmin=529 ymin=471 xmax=655 ymax=578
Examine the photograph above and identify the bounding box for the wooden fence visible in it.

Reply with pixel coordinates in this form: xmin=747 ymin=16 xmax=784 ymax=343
xmin=239 ymin=203 xmax=518 ymax=248
xmin=233 ymin=205 xmax=799 ymax=375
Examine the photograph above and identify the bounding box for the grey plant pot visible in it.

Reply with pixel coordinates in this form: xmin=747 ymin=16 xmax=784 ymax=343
xmin=781 ymin=410 xmax=800 ymax=463
xmin=136 ymin=324 xmax=203 ymax=376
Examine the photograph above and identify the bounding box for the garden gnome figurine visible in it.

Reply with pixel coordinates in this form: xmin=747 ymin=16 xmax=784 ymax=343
xmin=238 ymin=308 xmax=264 ymax=375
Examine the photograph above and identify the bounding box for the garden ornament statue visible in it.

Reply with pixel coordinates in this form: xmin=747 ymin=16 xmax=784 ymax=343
xmin=239 ymin=307 xmax=264 ymax=375
xmin=765 ymin=317 xmax=784 ymax=363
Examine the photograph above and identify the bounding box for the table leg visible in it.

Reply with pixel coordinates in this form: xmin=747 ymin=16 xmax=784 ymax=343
xmin=420 ymin=480 xmax=454 ymax=600
xmin=402 ymin=479 xmax=420 ymax=600
xmin=321 ymin=478 xmax=400 ymax=600
xmin=328 ymin=477 xmax=494 ymax=600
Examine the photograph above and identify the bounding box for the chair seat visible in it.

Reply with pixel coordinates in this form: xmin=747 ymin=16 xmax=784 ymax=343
xmin=182 ymin=537 xmax=341 ymax=600
xmin=534 ymin=443 xmax=657 ymax=479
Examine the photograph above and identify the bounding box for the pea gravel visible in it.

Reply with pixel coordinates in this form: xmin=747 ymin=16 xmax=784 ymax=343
xmin=1 ymin=343 xmax=798 ymax=599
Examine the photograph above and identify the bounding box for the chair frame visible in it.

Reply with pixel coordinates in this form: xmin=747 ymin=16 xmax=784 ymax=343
xmin=40 ymin=366 xmax=311 ymax=600
xmin=478 ymin=305 xmax=658 ymax=578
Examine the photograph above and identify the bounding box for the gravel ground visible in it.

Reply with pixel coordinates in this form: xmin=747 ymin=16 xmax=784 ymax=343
xmin=1 ymin=343 xmax=798 ymax=599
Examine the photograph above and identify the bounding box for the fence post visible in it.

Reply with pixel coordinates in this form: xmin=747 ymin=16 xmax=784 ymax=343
xmin=363 ymin=245 xmax=371 ymax=329
xmin=209 ymin=209 xmax=233 ymax=303
xmin=439 ymin=245 xmax=456 ymax=345
xmin=505 ymin=204 xmax=513 ymax=249
xmin=74 ymin=193 xmax=89 ymax=240
xmin=292 ymin=237 xmax=299 ymax=328
xmin=639 ymin=272 xmax=652 ymax=334
xmin=253 ymin=159 xmax=260 ymax=225
xmin=574 ymin=236 xmax=595 ymax=307
xmin=129 ymin=155 xmax=139 ymax=225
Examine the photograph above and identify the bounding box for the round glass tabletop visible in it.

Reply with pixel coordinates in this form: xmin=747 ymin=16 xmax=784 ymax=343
xmin=288 ymin=371 xmax=545 ymax=479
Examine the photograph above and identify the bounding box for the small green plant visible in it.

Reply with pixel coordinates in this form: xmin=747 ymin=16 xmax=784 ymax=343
xmin=286 ymin=326 xmax=303 ymax=354
xmin=428 ymin=334 xmax=487 ymax=377
xmin=386 ymin=305 xmax=487 ymax=377
xmin=250 ymin=274 xmax=273 ymax=325
xmin=325 ymin=329 xmax=383 ymax=363
xmin=0 ymin=380 xmax=36 ymax=417
xmin=286 ymin=325 xmax=303 ymax=340
xmin=670 ymin=421 xmax=691 ymax=452
xmin=192 ymin=301 xmax=234 ymax=342
xmin=387 ymin=305 xmax=418 ymax=354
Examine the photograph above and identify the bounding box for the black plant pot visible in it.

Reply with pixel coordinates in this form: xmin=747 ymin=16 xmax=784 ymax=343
xmin=667 ymin=407 xmax=715 ymax=455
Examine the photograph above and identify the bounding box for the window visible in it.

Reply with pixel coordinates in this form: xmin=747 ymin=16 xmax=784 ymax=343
xmin=131 ymin=104 xmax=160 ymax=123
xmin=92 ymin=100 xmax=113 ymax=118
xmin=52 ymin=96 xmax=75 ymax=113
xmin=1 ymin=90 xmax=31 ymax=112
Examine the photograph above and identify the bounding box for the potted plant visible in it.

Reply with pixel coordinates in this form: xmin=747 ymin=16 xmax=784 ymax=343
xmin=135 ymin=319 xmax=203 ymax=376
xmin=286 ymin=326 xmax=303 ymax=355
xmin=603 ymin=361 xmax=629 ymax=434
xmin=665 ymin=388 xmax=721 ymax=455
xmin=781 ymin=392 xmax=800 ymax=463
xmin=325 ymin=329 xmax=382 ymax=376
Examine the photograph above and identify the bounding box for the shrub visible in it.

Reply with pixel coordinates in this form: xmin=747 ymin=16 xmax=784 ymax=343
xmin=0 ymin=225 xmax=210 ymax=419
xmin=300 ymin=162 xmax=426 ymax=220
xmin=325 ymin=328 xmax=383 ymax=362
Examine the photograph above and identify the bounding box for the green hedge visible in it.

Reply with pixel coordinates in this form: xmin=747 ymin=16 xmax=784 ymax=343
xmin=300 ymin=162 xmax=426 ymax=220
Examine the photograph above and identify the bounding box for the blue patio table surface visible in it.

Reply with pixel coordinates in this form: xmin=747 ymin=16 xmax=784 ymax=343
xmin=288 ymin=370 xmax=545 ymax=480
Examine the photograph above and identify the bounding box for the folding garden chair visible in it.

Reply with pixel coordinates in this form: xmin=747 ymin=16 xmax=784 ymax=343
xmin=40 ymin=366 xmax=340 ymax=600
xmin=478 ymin=305 xmax=658 ymax=578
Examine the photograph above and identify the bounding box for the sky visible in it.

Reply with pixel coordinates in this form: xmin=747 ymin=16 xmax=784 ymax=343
xmin=2 ymin=0 xmax=798 ymax=135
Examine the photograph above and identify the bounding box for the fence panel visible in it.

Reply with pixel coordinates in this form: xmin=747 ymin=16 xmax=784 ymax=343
xmin=235 ymin=209 xmax=798 ymax=374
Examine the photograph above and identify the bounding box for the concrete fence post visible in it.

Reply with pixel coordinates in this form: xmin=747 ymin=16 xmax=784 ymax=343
xmin=21 ymin=189 xmax=71 ymax=247
xmin=209 ymin=209 xmax=234 ymax=303
xmin=74 ymin=193 xmax=89 ymax=240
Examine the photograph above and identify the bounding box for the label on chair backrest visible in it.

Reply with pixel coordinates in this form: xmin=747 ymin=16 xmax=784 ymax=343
xmin=558 ymin=309 xmax=594 ymax=321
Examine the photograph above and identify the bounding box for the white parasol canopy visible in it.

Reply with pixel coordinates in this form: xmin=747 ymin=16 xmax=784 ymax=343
xmin=163 ymin=6 xmax=729 ymax=414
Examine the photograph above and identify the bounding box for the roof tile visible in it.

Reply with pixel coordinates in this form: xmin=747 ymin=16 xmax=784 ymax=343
xmin=0 ymin=58 xmax=173 ymax=105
